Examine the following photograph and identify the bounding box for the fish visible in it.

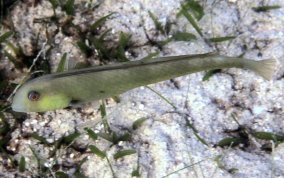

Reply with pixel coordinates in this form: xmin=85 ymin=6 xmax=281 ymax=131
xmin=11 ymin=53 xmax=276 ymax=112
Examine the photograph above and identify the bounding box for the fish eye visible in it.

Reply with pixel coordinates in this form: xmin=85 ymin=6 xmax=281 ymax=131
xmin=28 ymin=91 xmax=40 ymax=101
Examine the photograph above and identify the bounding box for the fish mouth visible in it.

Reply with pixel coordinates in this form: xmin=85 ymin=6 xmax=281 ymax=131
xmin=11 ymin=104 xmax=25 ymax=112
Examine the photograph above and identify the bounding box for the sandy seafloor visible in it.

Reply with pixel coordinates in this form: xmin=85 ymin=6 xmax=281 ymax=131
xmin=0 ymin=0 xmax=284 ymax=177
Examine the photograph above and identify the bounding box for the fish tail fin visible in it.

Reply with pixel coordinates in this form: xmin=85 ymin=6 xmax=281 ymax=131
xmin=246 ymin=58 xmax=276 ymax=80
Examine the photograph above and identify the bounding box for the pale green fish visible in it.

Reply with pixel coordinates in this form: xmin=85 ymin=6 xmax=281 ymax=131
xmin=12 ymin=53 xmax=275 ymax=112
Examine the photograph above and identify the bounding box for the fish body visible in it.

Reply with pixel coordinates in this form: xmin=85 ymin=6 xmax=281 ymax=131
xmin=12 ymin=53 xmax=275 ymax=112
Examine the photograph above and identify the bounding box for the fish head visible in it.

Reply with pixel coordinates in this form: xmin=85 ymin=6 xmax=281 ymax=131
xmin=12 ymin=78 xmax=70 ymax=112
